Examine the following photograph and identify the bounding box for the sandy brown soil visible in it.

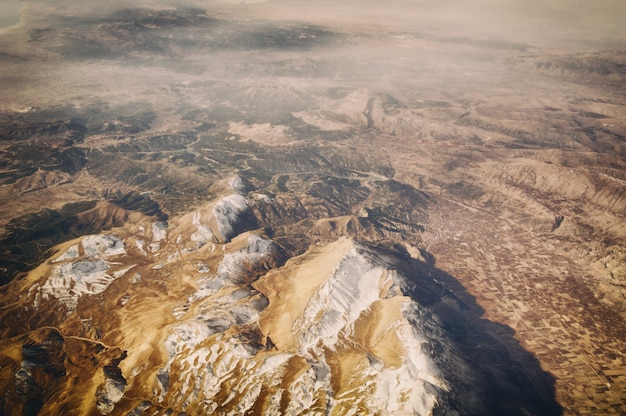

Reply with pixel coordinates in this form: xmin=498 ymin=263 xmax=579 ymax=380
xmin=0 ymin=1 xmax=625 ymax=414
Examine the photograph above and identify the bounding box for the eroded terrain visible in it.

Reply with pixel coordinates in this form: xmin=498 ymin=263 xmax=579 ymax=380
xmin=0 ymin=2 xmax=625 ymax=415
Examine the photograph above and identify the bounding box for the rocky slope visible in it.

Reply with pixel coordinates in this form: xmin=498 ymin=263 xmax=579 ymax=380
xmin=1 ymin=2 xmax=625 ymax=415
xmin=0 ymin=188 xmax=561 ymax=415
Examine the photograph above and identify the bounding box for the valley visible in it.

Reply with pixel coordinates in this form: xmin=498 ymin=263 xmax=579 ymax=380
xmin=0 ymin=2 xmax=625 ymax=415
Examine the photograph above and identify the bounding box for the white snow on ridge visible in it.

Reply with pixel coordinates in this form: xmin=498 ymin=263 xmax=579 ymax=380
xmin=82 ymin=235 xmax=126 ymax=258
xmin=260 ymin=240 xmax=444 ymax=414
xmin=176 ymin=193 xmax=257 ymax=248
xmin=52 ymin=244 xmax=79 ymax=263
xmin=150 ymin=237 xmax=444 ymax=415
xmin=38 ymin=234 xmax=129 ymax=311
xmin=362 ymin=316 xmax=445 ymax=416
xmin=152 ymin=221 xmax=168 ymax=242
xmin=228 ymin=175 xmax=250 ymax=194
xmin=296 ymin=247 xmax=392 ymax=349
xmin=113 ymin=264 xmax=136 ymax=278
xmin=40 ymin=259 xmax=111 ymax=311
xmin=158 ymin=289 xmax=270 ymax=410
xmin=33 ymin=198 xmax=445 ymax=415
xmin=190 ymin=212 xmax=214 ymax=246
xmin=212 ymin=194 xmax=252 ymax=242
xmin=216 ymin=234 xmax=276 ymax=283
xmin=153 ymin=234 xmax=286 ymax=411
xmin=135 ymin=239 xmax=147 ymax=255
xmin=192 ymin=235 xmax=277 ymax=300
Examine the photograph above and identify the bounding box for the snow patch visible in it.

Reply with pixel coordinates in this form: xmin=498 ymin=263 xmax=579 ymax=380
xmin=258 ymin=353 xmax=292 ymax=374
xmin=135 ymin=239 xmax=147 ymax=255
xmin=190 ymin=212 xmax=214 ymax=246
xmin=193 ymin=276 xmax=225 ymax=300
xmin=156 ymin=236 xmax=282 ymax=410
xmin=167 ymin=251 xmax=181 ymax=263
xmin=38 ymin=234 xmax=128 ymax=311
xmin=152 ymin=221 xmax=168 ymax=242
xmin=142 ymin=234 xmax=445 ymax=415
xmin=216 ymin=234 xmax=277 ymax=284
xmin=228 ymin=175 xmax=252 ymax=194
xmin=296 ymin=247 xmax=391 ymax=349
xmin=113 ymin=264 xmax=136 ymax=279
xmin=197 ymin=262 xmax=210 ymax=274
xmin=52 ymin=244 xmax=79 ymax=263
xmin=82 ymin=235 xmax=126 ymax=258
xmin=257 ymin=241 xmax=444 ymax=414
xmin=96 ymin=373 xmax=126 ymax=415
xmin=40 ymin=259 xmax=111 ymax=311
xmin=212 ymin=194 xmax=255 ymax=243
xmin=197 ymin=235 xmax=275 ymax=300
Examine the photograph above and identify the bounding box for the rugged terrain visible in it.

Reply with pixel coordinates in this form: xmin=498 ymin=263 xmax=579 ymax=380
xmin=0 ymin=1 xmax=625 ymax=415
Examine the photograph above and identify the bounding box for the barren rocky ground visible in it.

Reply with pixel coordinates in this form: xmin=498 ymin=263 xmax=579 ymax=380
xmin=0 ymin=1 xmax=625 ymax=415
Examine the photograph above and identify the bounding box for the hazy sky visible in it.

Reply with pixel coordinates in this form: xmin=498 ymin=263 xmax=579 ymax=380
xmin=6 ymin=0 xmax=625 ymax=50
xmin=0 ymin=0 xmax=21 ymax=29
xmin=232 ymin=0 xmax=626 ymax=49
xmin=0 ymin=0 xmax=624 ymax=111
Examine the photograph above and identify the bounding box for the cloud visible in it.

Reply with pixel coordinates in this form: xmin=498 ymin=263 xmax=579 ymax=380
xmin=186 ymin=0 xmax=626 ymax=48
xmin=15 ymin=0 xmax=626 ymax=50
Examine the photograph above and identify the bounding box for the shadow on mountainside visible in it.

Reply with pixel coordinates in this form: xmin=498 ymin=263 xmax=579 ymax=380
xmin=383 ymin=244 xmax=563 ymax=416
xmin=0 ymin=193 xmax=166 ymax=286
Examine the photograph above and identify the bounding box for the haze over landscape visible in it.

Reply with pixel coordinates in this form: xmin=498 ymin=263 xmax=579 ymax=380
xmin=0 ymin=1 xmax=625 ymax=415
